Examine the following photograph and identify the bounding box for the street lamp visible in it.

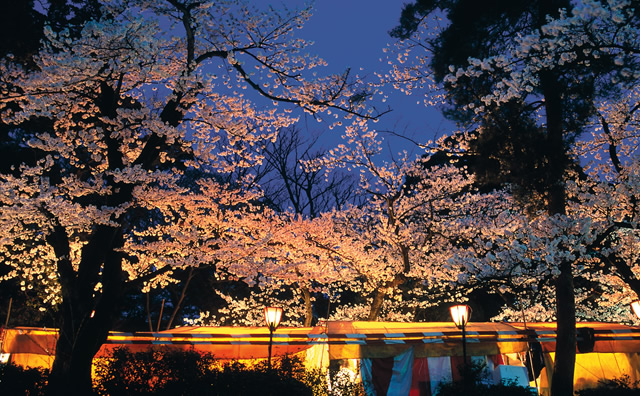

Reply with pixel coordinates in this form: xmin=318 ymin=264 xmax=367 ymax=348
xmin=631 ymin=300 xmax=640 ymax=320
xmin=264 ymin=306 xmax=283 ymax=370
xmin=450 ymin=304 xmax=472 ymax=370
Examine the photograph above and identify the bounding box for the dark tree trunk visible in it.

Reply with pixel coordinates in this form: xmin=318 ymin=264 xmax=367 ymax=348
xmin=553 ymin=261 xmax=576 ymax=396
xmin=367 ymin=244 xmax=410 ymax=321
xmin=540 ymin=66 xmax=576 ymax=395
xmin=47 ymin=309 xmax=111 ymax=395
xmin=46 ymin=226 xmax=124 ymax=395
xmin=367 ymin=273 xmax=406 ymax=321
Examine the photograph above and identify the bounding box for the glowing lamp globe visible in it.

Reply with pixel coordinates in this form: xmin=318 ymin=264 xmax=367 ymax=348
xmin=264 ymin=307 xmax=283 ymax=332
xmin=450 ymin=304 xmax=471 ymax=329
xmin=632 ymin=301 xmax=640 ymax=320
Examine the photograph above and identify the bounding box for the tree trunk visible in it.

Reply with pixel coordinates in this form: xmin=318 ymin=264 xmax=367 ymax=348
xmin=368 ymin=288 xmax=387 ymax=321
xmin=367 ymin=271 xmax=406 ymax=321
xmin=540 ymin=64 xmax=575 ymax=395
xmin=47 ymin=310 xmax=111 ymax=395
xmin=552 ymin=261 xmax=576 ymax=396
xmin=165 ymin=267 xmax=195 ymax=330
xmin=302 ymin=286 xmax=313 ymax=327
xmin=47 ymin=226 xmax=124 ymax=395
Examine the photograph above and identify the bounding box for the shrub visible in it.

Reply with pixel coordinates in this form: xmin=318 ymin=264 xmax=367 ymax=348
xmin=93 ymin=347 xmax=218 ymax=395
xmin=434 ymin=361 xmax=536 ymax=396
xmin=576 ymin=375 xmax=640 ymax=396
xmin=93 ymin=347 xmax=314 ymax=395
xmin=211 ymin=359 xmax=312 ymax=396
xmin=0 ymin=363 xmax=48 ymax=396
xmin=303 ymin=366 xmax=365 ymax=396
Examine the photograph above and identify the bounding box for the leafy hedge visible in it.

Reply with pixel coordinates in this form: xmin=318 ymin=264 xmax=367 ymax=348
xmin=434 ymin=361 xmax=536 ymax=396
xmin=93 ymin=347 xmax=313 ymax=396
xmin=575 ymin=376 xmax=640 ymax=396
xmin=0 ymin=348 xmax=365 ymax=395
xmin=0 ymin=363 xmax=48 ymax=395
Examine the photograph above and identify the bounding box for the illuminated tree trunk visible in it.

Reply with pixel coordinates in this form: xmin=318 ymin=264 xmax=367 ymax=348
xmin=368 ymin=272 xmax=406 ymax=321
xmin=368 ymin=288 xmax=387 ymax=321
xmin=302 ymin=286 xmax=313 ymax=327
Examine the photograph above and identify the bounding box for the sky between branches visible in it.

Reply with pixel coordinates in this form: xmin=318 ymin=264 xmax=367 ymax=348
xmin=288 ymin=0 xmax=454 ymax=156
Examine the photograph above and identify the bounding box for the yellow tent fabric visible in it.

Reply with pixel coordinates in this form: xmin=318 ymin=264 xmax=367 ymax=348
xmin=0 ymin=325 xmax=322 ymax=366
xmin=536 ymin=352 xmax=640 ymax=395
xmin=325 ymin=321 xmax=530 ymax=359
xmin=0 ymin=327 xmax=58 ymax=369
xmin=148 ymin=325 xmax=322 ymax=359
xmin=506 ymin=323 xmax=640 ymax=394
xmin=509 ymin=322 xmax=640 ymax=353
xmin=4 ymin=320 xmax=640 ymax=393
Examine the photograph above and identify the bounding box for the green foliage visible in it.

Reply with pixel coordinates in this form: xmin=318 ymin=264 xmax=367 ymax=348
xmin=303 ymin=366 xmax=365 ymax=396
xmin=434 ymin=361 xmax=536 ymax=396
xmin=93 ymin=347 xmax=218 ymax=395
xmin=0 ymin=363 xmax=48 ymax=396
xmin=210 ymin=360 xmax=312 ymax=396
xmin=93 ymin=347 xmax=317 ymax=396
xmin=576 ymin=376 xmax=640 ymax=396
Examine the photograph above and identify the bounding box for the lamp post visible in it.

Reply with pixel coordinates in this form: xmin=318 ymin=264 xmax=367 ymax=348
xmin=264 ymin=306 xmax=283 ymax=370
xmin=631 ymin=301 xmax=640 ymax=320
xmin=450 ymin=304 xmax=472 ymax=373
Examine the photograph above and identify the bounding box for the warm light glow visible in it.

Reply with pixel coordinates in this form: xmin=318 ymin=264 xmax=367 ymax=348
xmin=632 ymin=301 xmax=640 ymax=320
xmin=450 ymin=304 xmax=471 ymax=329
xmin=264 ymin=307 xmax=283 ymax=332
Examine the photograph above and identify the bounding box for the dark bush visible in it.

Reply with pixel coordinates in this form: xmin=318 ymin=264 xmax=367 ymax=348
xmin=93 ymin=347 xmax=219 ymax=395
xmin=0 ymin=363 xmax=48 ymax=395
xmin=93 ymin=347 xmax=314 ymax=396
xmin=211 ymin=360 xmax=312 ymax=396
xmin=435 ymin=380 xmax=537 ymax=396
xmin=434 ymin=361 xmax=536 ymax=396
xmin=576 ymin=376 xmax=640 ymax=396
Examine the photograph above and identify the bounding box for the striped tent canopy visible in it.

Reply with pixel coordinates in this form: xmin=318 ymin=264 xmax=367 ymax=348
xmin=2 ymin=321 xmax=640 ymax=367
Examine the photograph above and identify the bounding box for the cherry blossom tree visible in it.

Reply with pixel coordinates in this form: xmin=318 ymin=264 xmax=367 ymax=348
xmin=390 ymin=0 xmax=640 ymax=392
xmin=0 ymin=0 xmax=104 ymax=328
xmin=569 ymin=87 xmax=640 ymax=321
xmin=188 ymin=127 xmax=516 ymax=327
xmin=0 ymin=0 xmax=386 ymax=393
xmin=464 ymin=87 xmax=640 ymax=325
xmin=249 ymin=126 xmax=362 ymax=326
xmin=304 ymin=126 xmax=514 ymax=321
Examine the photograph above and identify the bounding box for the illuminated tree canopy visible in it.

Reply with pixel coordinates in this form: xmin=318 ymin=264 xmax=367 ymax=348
xmin=2 ymin=1 xmax=640 ymax=395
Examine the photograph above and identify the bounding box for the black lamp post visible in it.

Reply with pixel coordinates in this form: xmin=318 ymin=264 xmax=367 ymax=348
xmin=263 ymin=306 xmax=283 ymax=370
xmin=450 ymin=304 xmax=472 ymax=372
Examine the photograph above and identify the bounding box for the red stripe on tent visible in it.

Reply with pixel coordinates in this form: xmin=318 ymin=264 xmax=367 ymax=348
xmin=450 ymin=356 xmax=465 ymax=382
xmin=410 ymin=357 xmax=431 ymax=396
xmin=488 ymin=354 xmax=504 ymax=367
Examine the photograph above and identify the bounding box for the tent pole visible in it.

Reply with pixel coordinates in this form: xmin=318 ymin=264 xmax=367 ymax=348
xmin=521 ymin=302 xmax=539 ymax=389
xmin=3 ymin=297 xmax=11 ymax=328
xmin=156 ymin=298 xmax=165 ymax=332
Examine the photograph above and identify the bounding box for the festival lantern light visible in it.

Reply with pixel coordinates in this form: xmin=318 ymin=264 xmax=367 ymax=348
xmin=631 ymin=301 xmax=640 ymax=320
xmin=450 ymin=304 xmax=472 ymax=374
xmin=264 ymin=306 xmax=283 ymax=370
